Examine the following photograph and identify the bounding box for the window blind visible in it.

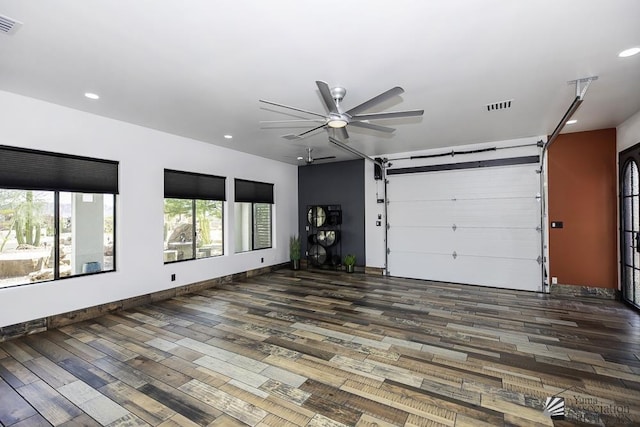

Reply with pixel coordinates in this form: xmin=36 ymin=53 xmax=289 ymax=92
xmin=164 ymin=169 xmax=226 ymax=200
xmin=234 ymin=179 xmax=274 ymax=203
xmin=0 ymin=145 xmax=119 ymax=194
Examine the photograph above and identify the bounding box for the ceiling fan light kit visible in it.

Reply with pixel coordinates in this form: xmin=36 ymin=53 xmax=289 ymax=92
xmin=327 ymin=117 xmax=348 ymax=128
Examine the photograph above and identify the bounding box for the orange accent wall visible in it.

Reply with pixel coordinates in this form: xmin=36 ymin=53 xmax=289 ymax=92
xmin=548 ymin=129 xmax=617 ymax=288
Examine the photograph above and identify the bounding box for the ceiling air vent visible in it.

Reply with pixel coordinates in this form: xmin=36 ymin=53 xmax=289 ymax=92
xmin=486 ymin=99 xmax=513 ymax=112
xmin=0 ymin=14 xmax=22 ymax=35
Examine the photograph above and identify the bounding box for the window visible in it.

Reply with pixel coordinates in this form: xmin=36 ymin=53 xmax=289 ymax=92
xmin=0 ymin=146 xmax=118 ymax=288
xmin=164 ymin=169 xmax=225 ymax=263
xmin=234 ymin=179 xmax=273 ymax=252
xmin=59 ymin=192 xmax=115 ymax=277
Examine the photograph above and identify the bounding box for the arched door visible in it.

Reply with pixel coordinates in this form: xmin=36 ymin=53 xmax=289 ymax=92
xmin=620 ymin=150 xmax=640 ymax=308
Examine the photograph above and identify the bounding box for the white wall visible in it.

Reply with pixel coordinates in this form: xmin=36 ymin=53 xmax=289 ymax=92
xmin=618 ymin=109 xmax=640 ymax=152
xmin=0 ymin=90 xmax=298 ymax=327
xmin=365 ymin=136 xmax=544 ymax=270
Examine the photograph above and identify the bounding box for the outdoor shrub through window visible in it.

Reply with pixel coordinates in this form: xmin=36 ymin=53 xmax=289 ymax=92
xmin=163 ymin=198 xmax=223 ymax=262
xmin=0 ymin=190 xmax=53 ymax=287
xmin=0 ymin=190 xmax=116 ymax=288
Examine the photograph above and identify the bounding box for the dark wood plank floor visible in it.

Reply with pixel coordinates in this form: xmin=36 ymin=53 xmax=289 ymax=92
xmin=1 ymin=270 xmax=639 ymax=426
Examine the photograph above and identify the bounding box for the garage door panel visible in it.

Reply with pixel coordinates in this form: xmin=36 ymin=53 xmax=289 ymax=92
xmin=388 ymin=200 xmax=455 ymax=226
xmin=388 ymin=227 xmax=455 ymax=253
xmin=453 ymin=198 xmax=540 ymax=227
xmin=388 ymin=228 xmax=540 ymax=259
xmin=453 ymin=167 xmax=539 ymax=198
xmin=388 ymin=252 xmax=457 ymax=283
xmin=389 ymin=198 xmax=540 ymax=228
xmin=388 ymin=252 xmax=540 ymax=291
xmin=389 ymin=166 xmax=539 ymax=200
xmin=450 ymin=256 xmax=542 ymax=291
xmin=387 ymin=159 xmax=542 ymax=292
xmin=452 ymin=228 xmax=539 ymax=259
xmin=388 ymin=227 xmax=540 ymax=260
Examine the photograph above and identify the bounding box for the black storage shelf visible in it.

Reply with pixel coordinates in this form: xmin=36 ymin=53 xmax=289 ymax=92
xmin=306 ymin=204 xmax=342 ymax=270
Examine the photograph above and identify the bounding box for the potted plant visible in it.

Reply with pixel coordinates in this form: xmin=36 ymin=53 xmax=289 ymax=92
xmin=344 ymin=254 xmax=356 ymax=273
xmin=289 ymin=235 xmax=301 ymax=270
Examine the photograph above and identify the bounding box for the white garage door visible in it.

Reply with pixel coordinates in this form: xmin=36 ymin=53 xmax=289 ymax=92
xmin=387 ymin=161 xmax=542 ymax=291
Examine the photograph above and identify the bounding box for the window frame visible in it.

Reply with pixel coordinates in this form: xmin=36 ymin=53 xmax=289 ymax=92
xmin=252 ymin=202 xmax=272 ymax=250
xmin=164 ymin=169 xmax=226 ymax=264
xmin=234 ymin=179 xmax=274 ymax=253
xmin=0 ymin=146 xmax=118 ymax=288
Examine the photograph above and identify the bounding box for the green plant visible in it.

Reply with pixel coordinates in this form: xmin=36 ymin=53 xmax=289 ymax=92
xmin=11 ymin=190 xmax=45 ymax=247
xmin=289 ymin=235 xmax=301 ymax=260
xmin=344 ymin=254 xmax=356 ymax=266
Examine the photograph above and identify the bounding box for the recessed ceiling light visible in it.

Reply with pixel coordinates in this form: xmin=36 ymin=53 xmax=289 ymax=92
xmin=566 ymin=119 xmax=578 ymax=125
xmin=619 ymin=47 xmax=640 ymax=58
xmin=297 ymin=156 xmax=304 ymax=161
xmin=223 ymin=134 xmax=233 ymax=139
xmin=84 ymin=92 xmax=100 ymax=100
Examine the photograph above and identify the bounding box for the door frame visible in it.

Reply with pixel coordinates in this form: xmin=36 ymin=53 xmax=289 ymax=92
xmin=619 ymin=142 xmax=640 ymax=310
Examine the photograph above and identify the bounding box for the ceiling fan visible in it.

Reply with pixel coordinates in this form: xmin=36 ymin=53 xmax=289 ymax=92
xmin=298 ymin=147 xmax=335 ymax=165
xmin=260 ymin=80 xmax=424 ymax=140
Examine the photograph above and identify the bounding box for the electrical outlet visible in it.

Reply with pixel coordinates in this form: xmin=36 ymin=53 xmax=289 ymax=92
xmin=171 ymin=274 xmax=176 ymax=281
xmin=551 ymin=277 xmax=558 ymax=285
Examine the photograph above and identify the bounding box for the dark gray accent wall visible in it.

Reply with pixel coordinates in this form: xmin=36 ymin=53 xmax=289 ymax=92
xmin=298 ymin=159 xmax=365 ymax=266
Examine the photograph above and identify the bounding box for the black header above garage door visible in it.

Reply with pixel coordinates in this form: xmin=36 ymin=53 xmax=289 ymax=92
xmin=387 ymin=155 xmax=539 ymax=175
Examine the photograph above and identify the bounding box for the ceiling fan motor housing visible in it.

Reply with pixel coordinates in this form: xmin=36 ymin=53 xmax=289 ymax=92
xmin=330 ymin=87 xmax=346 ymax=103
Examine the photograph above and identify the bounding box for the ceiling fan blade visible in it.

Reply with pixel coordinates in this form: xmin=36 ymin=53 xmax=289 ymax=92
xmin=337 ymin=126 xmax=349 ymax=140
xmin=351 ymin=109 xmax=424 ymax=121
xmin=259 ymin=99 xmax=327 ymax=119
xmin=349 ymin=121 xmax=396 ymax=133
xmin=260 ymin=119 xmax=325 ymax=123
xmin=345 ymin=86 xmax=405 ymax=116
xmin=316 ymin=81 xmax=339 ymax=114
xmin=316 ymin=80 xmax=340 ymax=114
xmin=298 ymin=123 xmax=327 ymax=137
xmin=314 ymin=156 xmax=337 ymax=161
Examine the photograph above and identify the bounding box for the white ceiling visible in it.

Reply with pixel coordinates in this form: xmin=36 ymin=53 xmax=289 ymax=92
xmin=0 ymin=1 xmax=639 ymax=165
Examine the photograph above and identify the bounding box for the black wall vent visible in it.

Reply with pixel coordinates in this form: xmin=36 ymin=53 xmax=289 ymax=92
xmin=486 ymin=99 xmax=513 ymax=112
